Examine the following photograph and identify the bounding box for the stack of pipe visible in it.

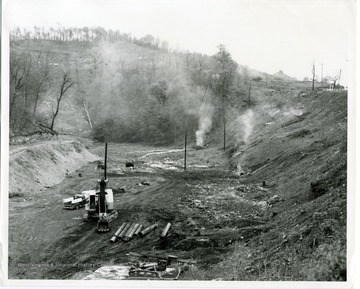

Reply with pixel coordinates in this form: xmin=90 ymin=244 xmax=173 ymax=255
xmin=138 ymin=224 xmax=158 ymax=237
xmin=160 ymin=223 xmax=171 ymax=239
xmin=121 ymin=223 xmax=136 ymax=241
xmin=134 ymin=224 xmax=144 ymax=236
xmin=110 ymin=222 xmax=160 ymax=242
xmin=110 ymin=222 xmax=128 ymax=243
xmin=118 ymin=223 xmax=131 ymax=239
xmin=123 ymin=223 xmax=140 ymax=242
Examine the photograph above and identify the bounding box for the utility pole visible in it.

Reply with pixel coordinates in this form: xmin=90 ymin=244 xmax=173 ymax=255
xmin=184 ymin=130 xmax=187 ymax=171
xmin=338 ymin=69 xmax=342 ymax=87
xmin=320 ymin=63 xmax=324 ymax=88
xmin=222 ymin=93 xmax=226 ymax=151
xmin=312 ymin=61 xmax=315 ymax=91
xmin=223 ymin=114 xmax=226 ymax=151
xmin=248 ymin=78 xmax=252 ymax=102
xmin=104 ymin=142 xmax=107 ymax=180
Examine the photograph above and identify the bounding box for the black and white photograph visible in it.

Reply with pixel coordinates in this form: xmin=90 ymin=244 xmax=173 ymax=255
xmin=1 ymin=0 xmax=357 ymax=286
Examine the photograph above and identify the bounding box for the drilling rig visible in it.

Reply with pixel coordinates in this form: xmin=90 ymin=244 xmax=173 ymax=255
xmin=82 ymin=143 xmax=118 ymax=232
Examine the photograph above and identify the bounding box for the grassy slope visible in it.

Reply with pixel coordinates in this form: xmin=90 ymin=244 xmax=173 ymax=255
xmin=245 ymin=90 xmax=347 ymax=281
xmin=190 ymin=89 xmax=347 ymax=281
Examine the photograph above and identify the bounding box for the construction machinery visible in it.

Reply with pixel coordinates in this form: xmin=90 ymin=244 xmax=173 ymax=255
xmin=82 ymin=143 xmax=118 ymax=232
xmin=63 ymin=193 xmax=88 ymax=210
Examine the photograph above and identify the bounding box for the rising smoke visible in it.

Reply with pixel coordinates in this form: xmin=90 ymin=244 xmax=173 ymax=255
xmin=230 ymin=108 xmax=255 ymax=175
xmin=230 ymin=109 xmax=255 ymax=145
xmin=195 ymin=103 xmax=214 ymax=147
xmin=238 ymin=109 xmax=254 ymax=144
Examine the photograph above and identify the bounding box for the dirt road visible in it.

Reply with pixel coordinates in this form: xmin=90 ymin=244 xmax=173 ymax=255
xmin=8 ymin=142 xmax=267 ymax=280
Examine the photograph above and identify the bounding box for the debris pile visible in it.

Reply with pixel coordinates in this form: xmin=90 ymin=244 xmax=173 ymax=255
xmin=126 ymin=252 xmax=196 ymax=280
xmin=183 ymin=183 xmax=270 ymax=222
xmin=104 ymin=223 xmax=193 ymax=280
xmin=83 ymin=265 xmax=131 ymax=280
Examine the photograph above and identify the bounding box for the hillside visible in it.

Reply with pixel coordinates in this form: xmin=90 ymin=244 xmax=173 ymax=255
xmin=10 ymin=38 xmax=309 ymax=145
xmin=7 ymin=88 xmax=348 ymax=281
xmin=10 ymin=39 xmax=175 ymax=138
xmin=8 ymin=35 xmax=348 ymax=282
xmin=9 ymin=138 xmax=99 ymax=197
xmin=190 ymin=89 xmax=347 ymax=280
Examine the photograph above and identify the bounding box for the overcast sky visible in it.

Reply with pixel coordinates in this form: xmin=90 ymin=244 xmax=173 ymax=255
xmin=4 ymin=0 xmax=356 ymax=84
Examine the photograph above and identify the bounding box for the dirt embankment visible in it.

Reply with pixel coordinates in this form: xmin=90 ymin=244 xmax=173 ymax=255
xmin=9 ymin=140 xmax=99 ymax=196
xmin=203 ymin=90 xmax=348 ymax=281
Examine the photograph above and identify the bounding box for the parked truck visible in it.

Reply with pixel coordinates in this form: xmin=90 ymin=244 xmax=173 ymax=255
xmin=63 ymin=193 xmax=88 ymax=210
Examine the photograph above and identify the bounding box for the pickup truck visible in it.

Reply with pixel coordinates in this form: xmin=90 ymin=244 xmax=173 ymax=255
xmin=63 ymin=193 xmax=88 ymax=210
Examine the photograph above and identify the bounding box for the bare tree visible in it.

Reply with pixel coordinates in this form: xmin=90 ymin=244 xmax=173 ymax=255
xmin=89 ymin=50 xmax=102 ymax=77
xmin=161 ymin=40 xmax=169 ymax=52
xmin=75 ymin=58 xmax=94 ymax=129
xmin=328 ymin=70 xmax=342 ymax=90
xmin=242 ymin=66 xmax=249 ymax=85
xmin=10 ymin=62 xmax=25 ymax=119
xmin=9 ymin=50 xmax=33 ymax=110
xmin=32 ymin=51 xmax=51 ymax=116
xmin=248 ymin=77 xmax=252 ymax=102
xmin=195 ymin=54 xmax=205 ymax=85
xmin=150 ymin=56 xmax=159 ymax=80
xmin=50 ymin=73 xmax=74 ymax=131
xmin=338 ymin=69 xmax=342 ymax=87
xmin=185 ymin=51 xmax=191 ymax=79
xmin=22 ymin=57 xmax=32 ymax=107
xmin=9 ymin=49 xmax=37 ymax=132
xmin=213 ymin=44 xmax=238 ymax=151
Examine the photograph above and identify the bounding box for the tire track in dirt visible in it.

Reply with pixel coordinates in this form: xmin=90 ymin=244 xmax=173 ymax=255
xmin=9 ymin=144 xmax=257 ymax=280
xmin=11 ymin=158 xmax=181 ymax=279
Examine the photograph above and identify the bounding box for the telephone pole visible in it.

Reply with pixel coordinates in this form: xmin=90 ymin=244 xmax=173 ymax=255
xmin=320 ymin=63 xmax=324 ymax=88
xmin=222 ymin=93 xmax=226 ymax=151
xmin=184 ymin=130 xmax=187 ymax=171
xmin=338 ymin=69 xmax=342 ymax=87
xmin=248 ymin=78 xmax=252 ymax=102
xmin=312 ymin=61 xmax=315 ymax=91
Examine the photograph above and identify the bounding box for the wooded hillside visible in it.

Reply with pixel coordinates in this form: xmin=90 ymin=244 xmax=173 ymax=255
xmin=10 ymin=26 xmax=293 ymax=145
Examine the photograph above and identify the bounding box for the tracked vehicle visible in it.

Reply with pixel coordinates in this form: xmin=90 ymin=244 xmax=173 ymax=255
xmin=82 ymin=143 xmax=118 ymax=232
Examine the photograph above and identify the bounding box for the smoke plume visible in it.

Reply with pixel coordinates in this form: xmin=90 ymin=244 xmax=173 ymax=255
xmin=196 ymin=103 xmax=214 ymax=147
xmin=230 ymin=109 xmax=255 ymax=176
xmin=239 ymin=109 xmax=254 ymax=144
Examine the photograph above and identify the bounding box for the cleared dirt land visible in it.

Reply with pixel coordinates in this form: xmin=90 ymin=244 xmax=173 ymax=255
xmin=8 ymin=90 xmax=347 ymax=281
xmin=9 ymin=141 xmax=266 ymax=279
